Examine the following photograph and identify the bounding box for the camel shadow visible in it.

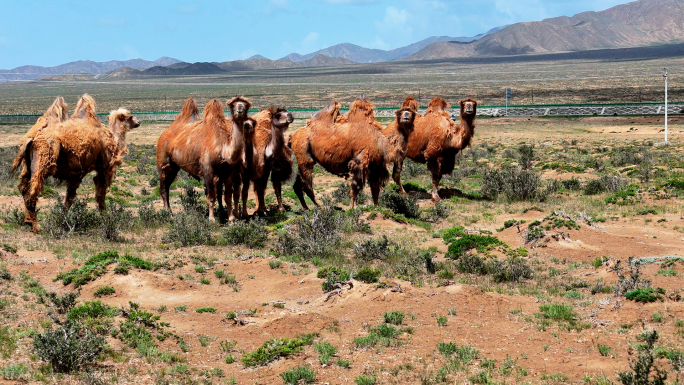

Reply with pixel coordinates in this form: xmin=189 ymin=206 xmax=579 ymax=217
xmin=407 ymin=188 xmax=485 ymax=201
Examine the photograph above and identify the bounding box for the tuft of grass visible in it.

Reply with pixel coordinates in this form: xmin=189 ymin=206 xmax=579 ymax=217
xmin=195 ymin=307 xmax=216 ymax=314
xmin=446 ymin=235 xmax=503 ymax=259
xmin=93 ymin=286 xmax=116 ymax=298
xmin=280 ymin=365 xmax=316 ymax=385
xmin=224 ymin=218 xmax=268 ymax=249
xmin=269 ymin=260 xmax=282 ymax=269
xmin=625 ymin=288 xmax=663 ymax=303
xmin=242 ymin=334 xmax=317 ymax=367
xmin=437 ymin=316 xmax=448 ymax=327
xmin=598 ymin=344 xmax=612 ymax=357
xmin=383 ymin=311 xmax=405 ymax=325
xmin=355 ymin=266 xmax=381 ymax=284
xmin=55 ymin=251 xmax=155 ymax=288
xmin=174 ymin=305 xmax=187 ymax=313
xmin=0 ymin=326 xmax=17 ymax=359
xmin=314 ymin=341 xmax=337 ymax=365
xmin=355 ymin=375 xmax=378 ymax=385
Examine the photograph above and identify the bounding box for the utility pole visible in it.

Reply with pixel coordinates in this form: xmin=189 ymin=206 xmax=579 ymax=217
xmin=664 ymin=68 xmax=668 ymax=144
xmin=505 ymin=88 xmax=511 ymax=116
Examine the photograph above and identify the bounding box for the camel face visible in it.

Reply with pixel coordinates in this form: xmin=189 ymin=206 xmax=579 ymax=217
xmin=243 ymin=118 xmax=256 ymax=136
xmin=273 ymin=109 xmax=294 ymax=128
xmin=227 ymin=96 xmax=252 ymax=121
xmin=461 ymin=99 xmax=477 ymax=115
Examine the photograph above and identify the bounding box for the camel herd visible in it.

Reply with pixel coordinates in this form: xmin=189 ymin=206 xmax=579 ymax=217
xmin=11 ymin=94 xmax=477 ymax=232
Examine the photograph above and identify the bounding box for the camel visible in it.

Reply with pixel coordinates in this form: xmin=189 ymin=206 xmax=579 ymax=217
xmin=156 ymin=96 xmax=252 ymax=221
xmin=11 ymin=94 xmax=140 ymax=232
xmin=237 ymin=107 xmax=294 ymax=217
xmin=392 ymin=97 xmax=477 ymax=201
xmin=291 ymin=97 xmax=415 ymax=209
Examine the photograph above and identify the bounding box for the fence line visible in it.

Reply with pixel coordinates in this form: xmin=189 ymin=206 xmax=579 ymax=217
xmin=0 ymin=102 xmax=681 ymax=124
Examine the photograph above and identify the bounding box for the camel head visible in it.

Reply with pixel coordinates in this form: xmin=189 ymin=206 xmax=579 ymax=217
xmin=227 ymin=96 xmax=251 ymax=121
xmin=268 ymin=107 xmax=294 ymax=130
xmin=459 ymin=98 xmax=477 ymax=118
xmin=108 ymin=109 xmax=140 ymax=133
xmin=394 ymin=106 xmax=416 ymax=136
xmin=401 ymin=96 xmax=419 ymax=113
xmin=243 ymin=117 xmax=256 ymax=137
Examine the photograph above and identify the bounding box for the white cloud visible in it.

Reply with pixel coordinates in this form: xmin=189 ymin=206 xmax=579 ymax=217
xmin=121 ymin=44 xmax=141 ymax=59
xmin=302 ymin=32 xmax=320 ymax=47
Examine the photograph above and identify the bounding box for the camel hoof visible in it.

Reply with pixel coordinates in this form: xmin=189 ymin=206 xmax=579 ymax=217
xmin=431 ymin=196 xmax=442 ymax=202
xmin=228 ymin=215 xmax=236 ymax=222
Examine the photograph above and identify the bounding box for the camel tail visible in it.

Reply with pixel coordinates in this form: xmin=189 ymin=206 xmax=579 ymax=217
xmin=10 ymin=138 xmax=32 ymax=176
xmin=175 ymin=98 xmax=200 ymax=125
xmin=73 ymin=94 xmax=98 ymax=121
xmin=203 ymin=99 xmax=225 ymax=123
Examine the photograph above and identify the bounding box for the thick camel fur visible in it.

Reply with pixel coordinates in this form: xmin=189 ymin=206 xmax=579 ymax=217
xmin=291 ymin=98 xmax=397 ymax=209
xmin=13 ymin=94 xmax=139 ymax=232
xmin=238 ymin=107 xmax=294 ymax=216
xmin=396 ymin=96 xmax=477 ymax=201
xmin=155 ymin=96 xmax=251 ymax=221
xmin=382 ymin=97 xmax=418 ymax=189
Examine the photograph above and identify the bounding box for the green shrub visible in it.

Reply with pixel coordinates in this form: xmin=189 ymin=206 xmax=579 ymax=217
xmin=482 ymin=168 xmax=544 ymax=201
xmin=162 ymin=211 xmax=215 ymax=246
xmin=39 ymin=291 xmax=79 ymax=314
xmin=355 ymin=266 xmax=381 ymax=284
xmin=598 ymin=344 xmax=612 ymax=356
xmin=535 ymin=303 xmax=589 ymax=331
xmin=441 ymin=226 xmax=465 ymax=243
xmin=280 ymin=365 xmax=316 ymax=385
xmin=276 ymin=202 xmax=369 ymax=260
xmin=55 ymin=251 xmax=154 ymax=288
xmin=269 ymin=260 xmax=282 ymax=269
xmin=383 ymin=311 xmax=404 ymax=325
xmin=355 ymin=375 xmax=378 ymax=385
xmin=0 ymin=326 xmax=17 ymax=359
xmin=354 ymin=235 xmax=392 ymax=261
xmin=618 ymin=331 xmax=667 ymax=385
xmin=318 ymin=266 xmax=351 ymax=292
xmin=67 ymin=301 xmax=117 ymax=321
xmin=437 ymin=343 xmax=479 ymax=365
xmin=1 ymin=364 xmax=28 ymax=381
xmin=32 ymin=320 xmax=106 ymax=373
xmin=195 ymin=307 xmax=216 ymax=314
xmin=605 ymin=185 xmax=639 ymax=205
xmin=224 ymin=218 xmax=268 ymax=249
xmin=446 ymin=235 xmax=503 ymax=259
xmin=625 ymin=288 xmax=662 ymax=303
xmin=93 ymin=286 xmax=115 ymax=298
xmin=243 ymin=336 xmax=315 ymax=367
xmin=99 ymin=200 xmax=134 ymax=241
xmin=379 ymin=189 xmax=420 ymax=219
xmin=314 ymin=341 xmax=337 ymax=364
xmin=42 ymin=198 xmax=99 ymax=239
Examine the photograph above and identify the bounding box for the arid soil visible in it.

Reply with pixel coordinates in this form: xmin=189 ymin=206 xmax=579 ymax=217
xmin=0 ymin=115 xmax=682 ymax=384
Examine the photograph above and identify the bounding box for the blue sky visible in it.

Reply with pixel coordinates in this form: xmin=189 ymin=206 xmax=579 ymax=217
xmin=0 ymin=0 xmax=630 ymax=68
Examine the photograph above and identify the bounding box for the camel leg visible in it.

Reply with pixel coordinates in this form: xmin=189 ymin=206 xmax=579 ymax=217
xmin=203 ymin=174 xmax=218 ymax=222
xmin=25 ymin=168 xmax=49 ymax=232
xmin=349 ymin=163 xmax=365 ymax=209
xmin=253 ymin=177 xmax=267 ymax=215
xmin=293 ymin=174 xmax=308 ymax=210
xmin=159 ymin=163 xmax=179 ymax=211
xmin=64 ymin=179 xmax=82 ymax=209
xmin=217 ymin=180 xmax=224 ymax=211
xmin=225 ymin=177 xmax=236 ymax=222
xmin=392 ymin=158 xmax=407 ymax=195
xmin=294 ymin=168 xmax=318 ymax=210
xmin=93 ymin=173 xmax=108 ymax=211
xmin=273 ymin=180 xmax=285 ymax=213
xmin=369 ymin=176 xmax=382 ymax=206
xmin=427 ymin=157 xmax=443 ymax=202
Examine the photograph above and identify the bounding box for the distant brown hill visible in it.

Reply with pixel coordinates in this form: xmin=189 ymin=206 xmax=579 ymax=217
xmin=408 ymin=0 xmax=684 ymax=60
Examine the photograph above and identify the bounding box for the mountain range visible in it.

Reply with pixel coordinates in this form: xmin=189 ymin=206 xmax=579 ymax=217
xmin=1 ymin=0 xmax=682 ymax=81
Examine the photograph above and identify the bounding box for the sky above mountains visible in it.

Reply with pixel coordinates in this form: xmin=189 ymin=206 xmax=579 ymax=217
xmin=0 ymin=0 xmax=629 ymax=69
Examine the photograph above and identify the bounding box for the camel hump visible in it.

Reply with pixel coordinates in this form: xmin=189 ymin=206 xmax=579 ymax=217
xmin=402 ymin=96 xmax=419 ymax=112
xmin=176 ymin=98 xmax=200 ymax=124
xmin=348 ymin=97 xmax=376 ymax=121
xmin=73 ymin=94 xmax=98 ymax=121
xmin=44 ymin=97 xmax=69 ymax=125
xmin=203 ymin=99 xmax=225 ymax=122
xmin=426 ymin=97 xmax=449 ymax=114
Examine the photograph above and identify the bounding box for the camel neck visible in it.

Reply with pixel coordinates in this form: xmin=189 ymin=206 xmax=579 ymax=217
xmin=110 ymin=122 xmax=128 ymax=156
xmin=268 ymin=124 xmax=286 ymax=156
xmin=458 ymin=113 xmax=476 ymax=147
xmin=229 ymin=118 xmax=245 ymax=163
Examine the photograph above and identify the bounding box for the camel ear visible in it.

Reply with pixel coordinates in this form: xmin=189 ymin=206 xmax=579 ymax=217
xmin=459 ymin=100 xmax=464 ymax=107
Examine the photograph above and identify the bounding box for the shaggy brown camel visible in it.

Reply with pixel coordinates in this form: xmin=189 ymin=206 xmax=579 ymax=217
xmin=156 ymin=97 xmax=251 ymax=221
xmin=237 ymin=107 xmax=294 ymax=216
xmin=11 ymin=94 xmax=140 ymax=232
xmin=291 ymin=97 xmax=415 ymax=209
xmin=393 ymin=97 xmax=477 ymax=201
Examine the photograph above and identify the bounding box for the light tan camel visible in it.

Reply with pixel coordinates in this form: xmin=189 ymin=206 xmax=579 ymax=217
xmin=11 ymin=94 xmax=139 ymax=232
